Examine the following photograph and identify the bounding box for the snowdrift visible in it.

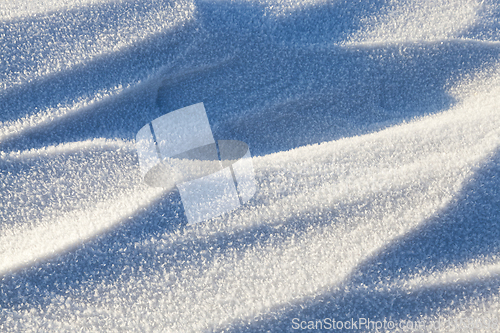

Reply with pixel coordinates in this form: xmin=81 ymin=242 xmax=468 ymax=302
xmin=1 ymin=0 xmax=500 ymax=331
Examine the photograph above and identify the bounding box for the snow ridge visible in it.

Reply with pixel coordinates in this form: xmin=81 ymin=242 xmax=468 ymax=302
xmin=1 ymin=0 xmax=500 ymax=332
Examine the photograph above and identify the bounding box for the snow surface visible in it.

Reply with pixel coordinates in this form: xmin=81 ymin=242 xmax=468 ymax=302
xmin=1 ymin=0 xmax=500 ymax=332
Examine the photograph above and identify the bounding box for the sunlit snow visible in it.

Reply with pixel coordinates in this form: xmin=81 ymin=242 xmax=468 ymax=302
xmin=1 ymin=0 xmax=500 ymax=332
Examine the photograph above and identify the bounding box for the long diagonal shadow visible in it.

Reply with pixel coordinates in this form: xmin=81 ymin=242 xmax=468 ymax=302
xmin=0 ymin=0 xmax=199 ymax=124
xmin=221 ymin=148 xmax=500 ymax=332
xmin=1 ymin=0 xmax=500 ymax=327
xmin=4 ymin=0 xmax=500 ymax=155
xmin=352 ymin=150 xmax=500 ymax=286
xmin=0 ymin=187 xmax=187 ymax=310
xmin=0 ymin=1 xmax=199 ymax=150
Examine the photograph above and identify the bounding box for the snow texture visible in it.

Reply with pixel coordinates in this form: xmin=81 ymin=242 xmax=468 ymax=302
xmin=1 ymin=0 xmax=500 ymax=332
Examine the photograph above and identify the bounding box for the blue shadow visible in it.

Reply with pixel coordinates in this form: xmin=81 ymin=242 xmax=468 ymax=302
xmin=2 ymin=1 xmax=500 ymax=327
xmin=221 ymin=149 xmax=500 ymax=332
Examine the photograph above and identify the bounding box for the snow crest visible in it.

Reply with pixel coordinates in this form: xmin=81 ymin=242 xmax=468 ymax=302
xmin=1 ymin=0 xmax=500 ymax=332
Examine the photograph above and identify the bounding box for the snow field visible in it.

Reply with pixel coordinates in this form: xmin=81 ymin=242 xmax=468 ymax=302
xmin=1 ymin=0 xmax=500 ymax=332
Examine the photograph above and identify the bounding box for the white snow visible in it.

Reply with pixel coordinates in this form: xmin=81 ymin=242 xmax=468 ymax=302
xmin=347 ymin=0 xmax=483 ymax=44
xmin=1 ymin=0 xmax=500 ymax=332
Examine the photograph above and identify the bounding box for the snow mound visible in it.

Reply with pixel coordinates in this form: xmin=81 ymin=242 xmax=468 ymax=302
xmin=1 ymin=0 xmax=500 ymax=332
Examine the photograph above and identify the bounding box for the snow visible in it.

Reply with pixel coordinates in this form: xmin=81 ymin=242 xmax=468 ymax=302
xmin=1 ymin=0 xmax=500 ymax=332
